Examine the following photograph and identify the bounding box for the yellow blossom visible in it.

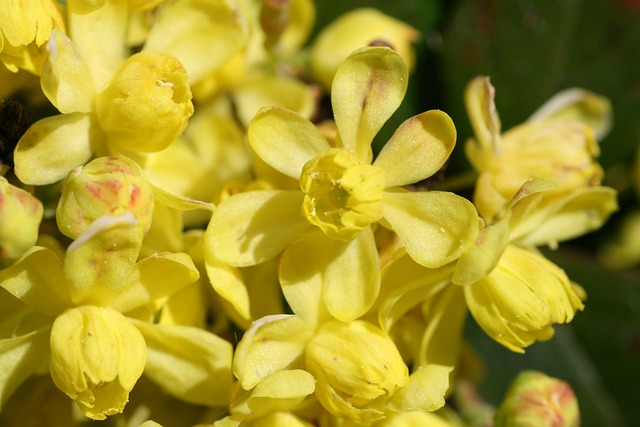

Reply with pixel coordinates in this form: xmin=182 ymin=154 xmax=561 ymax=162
xmin=206 ymin=46 xmax=478 ymax=322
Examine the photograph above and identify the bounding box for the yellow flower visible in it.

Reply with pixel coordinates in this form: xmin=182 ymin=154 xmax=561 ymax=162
xmin=206 ymin=46 xmax=478 ymax=322
xmin=14 ymin=0 xmax=247 ymax=186
xmin=0 ymin=177 xmax=43 ymax=267
xmin=49 ymin=305 xmax=147 ymax=420
xmin=309 ymin=8 xmax=419 ymax=89
xmin=0 ymin=0 xmax=65 ymax=74
xmin=0 ymin=215 xmax=232 ymax=418
xmin=464 ymin=76 xmax=612 ymax=223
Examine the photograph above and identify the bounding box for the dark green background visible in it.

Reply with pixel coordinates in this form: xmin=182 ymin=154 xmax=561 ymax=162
xmin=315 ymin=1 xmax=640 ymax=426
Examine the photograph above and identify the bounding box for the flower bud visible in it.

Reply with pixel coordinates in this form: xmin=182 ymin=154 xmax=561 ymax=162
xmin=49 ymin=306 xmax=147 ymax=420
xmin=56 ymin=156 xmax=154 ymax=239
xmin=0 ymin=177 xmax=43 ymax=266
xmin=305 ymin=320 xmax=408 ymax=420
xmin=494 ymin=371 xmax=580 ymax=427
xmin=95 ymin=51 xmax=194 ymax=153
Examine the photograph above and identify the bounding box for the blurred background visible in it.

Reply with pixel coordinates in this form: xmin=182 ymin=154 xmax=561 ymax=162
xmin=315 ymin=1 xmax=640 ymax=426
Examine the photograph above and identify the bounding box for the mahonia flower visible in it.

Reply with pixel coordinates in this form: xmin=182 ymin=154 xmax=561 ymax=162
xmin=14 ymin=0 xmax=247 ymax=185
xmin=465 ymin=76 xmax=613 ymax=226
xmin=453 ymin=179 xmax=589 ymax=352
xmin=0 ymin=177 xmax=43 ymax=267
xmin=309 ymin=8 xmax=420 ymax=89
xmin=0 ymin=0 xmax=65 ymax=74
xmin=206 ymin=46 xmax=478 ymax=322
xmin=494 ymin=371 xmax=580 ymax=427
xmin=233 ymin=314 xmax=450 ymax=423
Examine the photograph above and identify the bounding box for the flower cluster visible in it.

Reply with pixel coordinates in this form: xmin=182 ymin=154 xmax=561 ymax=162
xmin=0 ymin=1 xmax=616 ymax=426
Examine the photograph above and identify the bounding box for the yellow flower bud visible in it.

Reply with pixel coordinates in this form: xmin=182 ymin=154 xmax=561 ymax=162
xmin=0 ymin=177 xmax=43 ymax=266
xmin=299 ymin=148 xmax=385 ymax=241
xmin=49 ymin=305 xmax=147 ymax=420
xmin=464 ymin=245 xmax=584 ymax=353
xmin=494 ymin=371 xmax=580 ymax=427
xmin=305 ymin=321 xmax=408 ymax=416
xmin=56 ymin=156 xmax=154 ymax=239
xmin=95 ymin=51 xmax=194 ymax=153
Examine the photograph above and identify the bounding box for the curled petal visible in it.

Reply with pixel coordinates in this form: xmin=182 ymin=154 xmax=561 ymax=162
xmin=464 ymin=76 xmax=502 ymax=161
xmin=382 ymin=191 xmax=479 ymax=268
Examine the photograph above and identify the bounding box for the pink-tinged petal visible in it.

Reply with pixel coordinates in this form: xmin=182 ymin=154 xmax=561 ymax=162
xmin=132 ymin=321 xmax=233 ymax=407
xmin=14 ymin=113 xmax=99 ymax=186
xmin=374 ymin=110 xmax=457 ymax=187
xmin=0 ymin=327 xmax=51 ymax=408
xmin=205 ymin=190 xmax=309 ymax=267
xmin=248 ymin=107 xmax=330 ymax=179
xmin=143 ymin=0 xmax=247 ymax=84
xmin=233 ymin=315 xmax=313 ymax=390
xmin=280 ymin=228 xmax=380 ymax=324
xmin=382 ymin=191 xmax=479 ymax=268
xmin=42 ymin=30 xmax=95 ymax=114
xmin=63 ymin=213 xmax=141 ymax=306
xmin=0 ymin=247 xmax=72 ymax=316
xmin=332 ymin=46 xmax=408 ymax=164
xmin=109 ymin=252 xmax=200 ymax=314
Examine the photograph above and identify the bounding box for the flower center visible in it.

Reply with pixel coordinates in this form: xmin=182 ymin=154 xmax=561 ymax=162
xmin=300 ymin=148 xmax=385 ymax=240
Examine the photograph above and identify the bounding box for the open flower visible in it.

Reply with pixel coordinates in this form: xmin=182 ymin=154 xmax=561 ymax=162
xmin=464 ymin=76 xmax=612 ymax=224
xmin=206 ymin=46 xmax=478 ymax=322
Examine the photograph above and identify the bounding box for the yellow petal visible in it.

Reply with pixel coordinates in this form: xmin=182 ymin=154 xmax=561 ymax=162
xmin=233 ymin=315 xmax=312 ymax=390
xmin=382 ymin=191 xmax=479 ymax=268
xmin=233 ymin=76 xmax=316 ymax=128
xmin=63 ymin=213 xmax=141 ymax=306
xmin=41 ymin=29 xmax=95 ymax=113
xmin=248 ymin=107 xmax=330 ymax=179
xmin=0 ymin=247 xmax=72 ymax=316
xmin=374 ymin=110 xmax=457 ymax=187
xmin=332 ymin=46 xmax=408 ymax=164
xmin=378 ymin=253 xmax=453 ymax=333
xmin=205 ymin=190 xmax=308 ymax=267
xmin=109 ymin=252 xmax=200 ymax=314
xmin=464 ymin=76 xmax=501 ymax=159
xmin=14 ymin=112 xmax=98 ymax=186
xmin=528 ymin=88 xmax=613 ymax=140
xmin=132 ymin=321 xmax=233 ymax=407
xmin=309 ymin=8 xmax=419 ymax=89
xmin=0 ymin=327 xmax=50 ymax=409
xmin=143 ymin=0 xmax=248 ymax=84
xmin=246 ymin=369 xmax=315 ymax=415
xmin=387 ymin=364 xmax=453 ymax=412
xmin=452 ymin=216 xmax=510 ymax=286
xmin=280 ymin=228 xmax=380 ymax=323
xmin=68 ymin=0 xmax=128 ymax=92
xmin=205 ymin=253 xmax=251 ymax=323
